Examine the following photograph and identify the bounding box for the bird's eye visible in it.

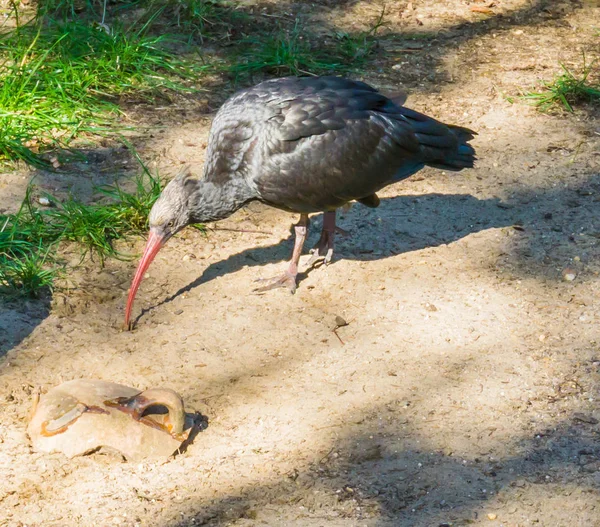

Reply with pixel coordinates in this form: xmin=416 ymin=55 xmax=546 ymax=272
xmin=167 ymin=220 xmax=174 ymax=228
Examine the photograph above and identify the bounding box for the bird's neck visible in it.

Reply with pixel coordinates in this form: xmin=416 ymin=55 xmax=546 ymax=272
xmin=188 ymin=179 xmax=255 ymax=223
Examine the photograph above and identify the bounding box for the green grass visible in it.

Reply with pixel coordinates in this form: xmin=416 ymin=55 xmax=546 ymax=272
xmin=0 ymin=169 xmax=163 ymax=296
xmin=0 ymin=189 xmax=60 ymax=296
xmin=331 ymin=7 xmax=386 ymax=65
xmin=143 ymin=0 xmax=246 ymax=42
xmin=0 ymin=245 xmax=57 ymax=297
xmin=36 ymin=0 xmax=242 ymax=41
xmin=518 ymin=60 xmax=600 ymax=112
xmin=231 ymin=25 xmax=341 ymax=76
xmin=0 ymin=15 xmax=207 ymax=165
xmin=0 ymin=216 xmax=54 ymax=297
xmin=230 ymin=15 xmax=384 ymax=77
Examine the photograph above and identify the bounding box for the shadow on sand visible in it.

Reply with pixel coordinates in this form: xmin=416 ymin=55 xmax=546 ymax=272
xmin=132 ymin=190 xmax=512 ymax=324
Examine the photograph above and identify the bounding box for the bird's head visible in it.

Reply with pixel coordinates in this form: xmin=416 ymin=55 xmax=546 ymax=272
xmin=148 ymin=170 xmax=196 ymax=242
xmin=124 ymin=167 xmax=197 ymax=328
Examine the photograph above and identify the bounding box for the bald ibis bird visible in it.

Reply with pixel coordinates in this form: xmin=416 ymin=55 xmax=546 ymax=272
xmin=124 ymin=76 xmax=476 ymax=327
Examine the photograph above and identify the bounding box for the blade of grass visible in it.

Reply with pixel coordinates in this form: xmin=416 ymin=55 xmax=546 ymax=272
xmin=517 ymin=57 xmax=600 ymax=112
xmin=0 ymin=166 xmax=166 ymax=296
xmin=229 ymin=11 xmax=384 ymax=78
xmin=0 ymin=17 xmax=208 ymax=165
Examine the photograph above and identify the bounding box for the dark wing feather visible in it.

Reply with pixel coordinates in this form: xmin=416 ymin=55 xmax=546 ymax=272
xmin=203 ymin=76 xmax=476 ymax=212
xmin=249 ymin=77 xmax=424 ymax=211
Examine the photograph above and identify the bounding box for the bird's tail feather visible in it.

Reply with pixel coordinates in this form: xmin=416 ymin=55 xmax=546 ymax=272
xmin=395 ymin=107 xmax=477 ymax=172
xmin=426 ymin=124 xmax=477 ymax=171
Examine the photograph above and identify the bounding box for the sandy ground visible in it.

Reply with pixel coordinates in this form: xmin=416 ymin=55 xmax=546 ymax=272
xmin=1 ymin=1 xmax=600 ymax=526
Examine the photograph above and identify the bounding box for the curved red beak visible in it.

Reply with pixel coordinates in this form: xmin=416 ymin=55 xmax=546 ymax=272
xmin=124 ymin=229 xmax=166 ymax=329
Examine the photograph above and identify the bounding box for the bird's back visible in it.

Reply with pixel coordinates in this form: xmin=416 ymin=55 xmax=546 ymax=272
xmin=203 ymin=76 xmax=475 ymax=213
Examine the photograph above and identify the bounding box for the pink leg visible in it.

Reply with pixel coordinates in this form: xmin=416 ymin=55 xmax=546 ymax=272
xmin=307 ymin=211 xmax=338 ymax=267
xmin=253 ymin=214 xmax=309 ymax=294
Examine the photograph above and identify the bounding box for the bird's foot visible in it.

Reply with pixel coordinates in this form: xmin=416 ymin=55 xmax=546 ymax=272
xmin=307 ymin=244 xmax=334 ymax=268
xmin=307 ymin=229 xmax=335 ymax=268
xmin=253 ymin=270 xmax=297 ymax=294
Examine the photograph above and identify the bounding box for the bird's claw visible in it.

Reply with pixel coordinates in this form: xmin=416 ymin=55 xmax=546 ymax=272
xmin=307 ymin=247 xmax=333 ymax=268
xmin=253 ymin=272 xmax=297 ymax=294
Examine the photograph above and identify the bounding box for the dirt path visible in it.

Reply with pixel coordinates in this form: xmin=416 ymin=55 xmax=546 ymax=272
xmin=1 ymin=1 xmax=600 ymax=526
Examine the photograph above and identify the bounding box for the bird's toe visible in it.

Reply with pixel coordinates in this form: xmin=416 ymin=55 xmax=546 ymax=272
xmin=307 ymin=252 xmax=322 ymax=268
xmin=253 ymin=272 xmax=297 ymax=294
xmin=307 ymin=246 xmax=334 ymax=267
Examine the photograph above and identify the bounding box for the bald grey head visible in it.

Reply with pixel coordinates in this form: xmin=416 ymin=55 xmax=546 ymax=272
xmin=148 ymin=167 xmax=197 ymax=243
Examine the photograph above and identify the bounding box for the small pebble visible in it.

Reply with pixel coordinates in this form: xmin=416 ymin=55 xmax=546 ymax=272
xmin=562 ymin=268 xmax=576 ymax=281
xmin=334 ymin=315 xmax=348 ymax=327
xmin=487 ymin=513 xmax=497 ymax=520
